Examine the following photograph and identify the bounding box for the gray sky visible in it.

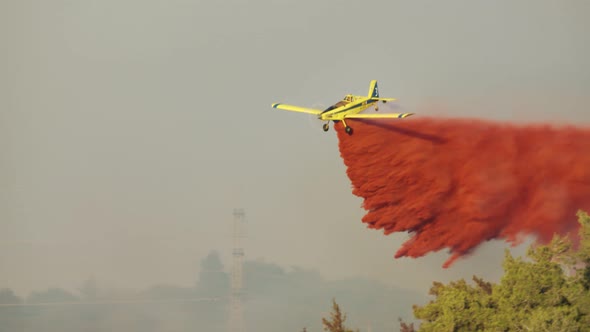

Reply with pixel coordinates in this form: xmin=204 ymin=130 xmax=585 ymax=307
xmin=2 ymin=0 xmax=590 ymax=295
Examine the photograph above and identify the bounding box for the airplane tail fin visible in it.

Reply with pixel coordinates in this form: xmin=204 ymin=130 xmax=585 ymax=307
xmin=368 ymin=80 xmax=379 ymax=98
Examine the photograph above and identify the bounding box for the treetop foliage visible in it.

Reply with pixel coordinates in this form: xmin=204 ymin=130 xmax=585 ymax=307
xmin=321 ymin=299 xmax=358 ymax=332
xmin=411 ymin=210 xmax=590 ymax=332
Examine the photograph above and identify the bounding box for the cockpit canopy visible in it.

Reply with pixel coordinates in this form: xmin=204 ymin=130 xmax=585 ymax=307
xmin=344 ymin=95 xmax=354 ymax=102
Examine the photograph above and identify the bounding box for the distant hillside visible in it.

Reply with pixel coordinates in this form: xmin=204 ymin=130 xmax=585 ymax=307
xmin=0 ymin=251 xmax=426 ymax=332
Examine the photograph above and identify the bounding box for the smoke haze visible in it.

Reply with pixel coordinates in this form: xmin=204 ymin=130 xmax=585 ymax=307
xmin=2 ymin=0 xmax=590 ymax=323
xmin=0 ymin=252 xmax=424 ymax=331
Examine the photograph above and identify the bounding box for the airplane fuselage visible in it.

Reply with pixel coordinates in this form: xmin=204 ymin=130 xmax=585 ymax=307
xmin=319 ymin=95 xmax=377 ymax=121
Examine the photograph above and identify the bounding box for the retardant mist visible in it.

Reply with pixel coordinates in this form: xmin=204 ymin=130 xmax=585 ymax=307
xmin=335 ymin=117 xmax=590 ymax=267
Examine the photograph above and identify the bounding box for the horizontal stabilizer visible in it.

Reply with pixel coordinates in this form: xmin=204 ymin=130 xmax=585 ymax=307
xmin=272 ymin=103 xmax=322 ymax=115
xmin=344 ymin=113 xmax=414 ymax=119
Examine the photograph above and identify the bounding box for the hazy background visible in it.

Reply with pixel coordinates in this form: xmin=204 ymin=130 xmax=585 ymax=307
xmin=1 ymin=0 xmax=590 ymax=329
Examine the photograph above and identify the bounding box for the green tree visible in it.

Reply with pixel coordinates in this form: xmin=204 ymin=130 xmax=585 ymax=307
xmin=195 ymin=250 xmax=230 ymax=297
xmin=78 ymin=277 xmax=99 ymax=301
xmin=412 ymin=210 xmax=590 ymax=332
xmin=26 ymin=288 xmax=79 ymax=304
xmin=398 ymin=317 xmax=416 ymax=332
xmin=322 ymin=299 xmax=358 ymax=332
xmin=0 ymin=289 xmax=21 ymax=304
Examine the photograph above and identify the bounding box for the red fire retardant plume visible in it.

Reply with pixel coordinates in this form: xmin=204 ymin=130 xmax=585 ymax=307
xmin=335 ymin=118 xmax=590 ymax=267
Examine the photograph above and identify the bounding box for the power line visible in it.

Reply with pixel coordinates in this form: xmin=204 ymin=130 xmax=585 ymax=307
xmin=0 ymin=297 xmax=225 ymax=307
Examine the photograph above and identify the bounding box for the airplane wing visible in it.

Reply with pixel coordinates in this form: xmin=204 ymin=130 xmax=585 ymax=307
xmin=345 ymin=112 xmax=414 ymax=119
xmin=272 ymin=103 xmax=322 ymax=115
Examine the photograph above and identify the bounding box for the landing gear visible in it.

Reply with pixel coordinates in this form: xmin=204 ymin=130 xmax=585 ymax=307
xmin=376 ymin=100 xmax=387 ymax=111
xmin=340 ymin=119 xmax=353 ymax=135
xmin=322 ymin=123 xmax=330 ymax=132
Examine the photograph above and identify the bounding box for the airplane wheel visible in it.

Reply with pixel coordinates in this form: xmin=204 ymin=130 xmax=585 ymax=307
xmin=375 ymin=107 xmax=379 ymax=111
xmin=323 ymin=123 xmax=329 ymax=132
xmin=345 ymin=126 xmax=353 ymax=135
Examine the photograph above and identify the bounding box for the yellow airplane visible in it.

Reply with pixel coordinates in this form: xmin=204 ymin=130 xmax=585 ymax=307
xmin=271 ymin=80 xmax=414 ymax=135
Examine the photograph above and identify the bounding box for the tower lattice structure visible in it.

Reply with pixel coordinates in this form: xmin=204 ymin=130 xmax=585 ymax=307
xmin=229 ymin=208 xmax=245 ymax=332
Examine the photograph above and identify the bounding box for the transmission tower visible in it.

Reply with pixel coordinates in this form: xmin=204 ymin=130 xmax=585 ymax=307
xmin=229 ymin=208 xmax=245 ymax=332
